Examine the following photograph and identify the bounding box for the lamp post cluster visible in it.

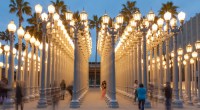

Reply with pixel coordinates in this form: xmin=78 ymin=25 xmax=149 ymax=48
xmin=98 ymin=13 xmax=123 ymax=108
xmin=109 ymin=10 xmax=186 ymax=108
xmin=65 ymin=9 xmax=92 ymax=108
xmin=1 ymin=3 xmax=91 ymax=109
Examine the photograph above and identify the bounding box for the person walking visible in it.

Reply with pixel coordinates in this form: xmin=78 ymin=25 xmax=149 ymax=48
xmin=60 ymin=80 xmax=66 ymax=100
xmin=101 ymin=80 xmax=106 ymax=99
xmin=137 ymin=83 xmax=146 ymax=110
xmin=134 ymin=80 xmax=138 ymax=102
xmin=15 ymin=81 xmax=23 ymax=110
xmin=164 ymin=82 xmax=172 ymax=110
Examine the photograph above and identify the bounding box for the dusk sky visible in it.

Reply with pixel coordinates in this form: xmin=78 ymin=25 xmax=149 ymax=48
xmin=0 ymin=0 xmax=200 ymax=62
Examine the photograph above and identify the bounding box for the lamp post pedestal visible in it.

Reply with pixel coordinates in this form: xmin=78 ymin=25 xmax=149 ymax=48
xmin=70 ymin=31 xmax=80 ymax=108
xmin=172 ymin=33 xmax=183 ymax=108
xmin=37 ymin=21 xmax=47 ymax=108
xmin=3 ymin=32 xmax=15 ymax=109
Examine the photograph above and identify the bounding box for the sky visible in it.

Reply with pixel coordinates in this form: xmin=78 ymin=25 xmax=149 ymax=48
xmin=0 ymin=0 xmax=200 ymax=62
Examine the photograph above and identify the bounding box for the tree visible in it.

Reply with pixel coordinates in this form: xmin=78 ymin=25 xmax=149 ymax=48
xmin=51 ymin=0 xmax=67 ymax=15
xmin=14 ymin=42 xmax=26 ymax=51
xmin=9 ymin=0 xmax=32 ymax=27
xmin=158 ymin=1 xmax=179 ymax=19
xmin=89 ymin=15 xmax=102 ymax=87
xmin=0 ymin=30 xmax=11 ymax=44
xmin=26 ymin=13 xmax=42 ymax=42
xmin=120 ymin=1 xmax=139 ymax=24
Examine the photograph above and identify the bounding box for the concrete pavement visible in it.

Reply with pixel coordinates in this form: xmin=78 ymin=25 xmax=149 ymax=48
xmin=1 ymin=88 xmax=200 ymax=110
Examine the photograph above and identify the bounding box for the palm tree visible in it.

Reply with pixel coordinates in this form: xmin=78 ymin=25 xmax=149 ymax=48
xmin=51 ymin=0 xmax=67 ymax=15
xmin=158 ymin=1 xmax=179 ymax=19
xmin=26 ymin=13 xmax=42 ymax=42
xmin=0 ymin=29 xmax=11 ymax=44
xmin=14 ymin=42 xmax=26 ymax=51
xmin=120 ymin=1 xmax=139 ymax=24
xmin=9 ymin=0 xmax=32 ymax=27
xmin=89 ymin=15 xmax=102 ymax=87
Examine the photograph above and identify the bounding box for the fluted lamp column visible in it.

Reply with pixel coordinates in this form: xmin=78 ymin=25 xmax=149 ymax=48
xmin=195 ymin=41 xmax=200 ymax=107
xmin=177 ymin=48 xmax=183 ymax=100
xmin=17 ymin=27 xmax=25 ymax=81
xmin=4 ymin=45 xmax=9 ymax=78
xmin=3 ymin=20 xmax=16 ymax=108
xmin=29 ymin=36 xmax=36 ymax=101
xmin=23 ymin=32 xmax=31 ymax=102
xmin=186 ymin=44 xmax=193 ymax=105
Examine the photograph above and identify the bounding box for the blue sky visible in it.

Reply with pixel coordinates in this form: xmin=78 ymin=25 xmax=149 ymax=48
xmin=0 ymin=0 xmax=200 ymax=62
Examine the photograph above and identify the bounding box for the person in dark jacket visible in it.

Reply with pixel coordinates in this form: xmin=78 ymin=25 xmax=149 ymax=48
xmin=164 ymin=82 xmax=172 ymax=110
xmin=15 ymin=81 xmax=23 ymax=110
xmin=137 ymin=83 xmax=146 ymax=110
xmin=60 ymin=80 xmax=66 ymax=100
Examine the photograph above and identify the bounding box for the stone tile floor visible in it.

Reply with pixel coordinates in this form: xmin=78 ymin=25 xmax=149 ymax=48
xmin=0 ymin=88 xmax=200 ymax=110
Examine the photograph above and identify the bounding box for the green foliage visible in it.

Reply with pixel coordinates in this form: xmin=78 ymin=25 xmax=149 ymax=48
xmin=158 ymin=1 xmax=179 ymax=19
xmin=9 ymin=0 xmax=32 ymax=27
xmin=120 ymin=1 xmax=139 ymax=24
xmin=0 ymin=29 xmax=16 ymax=44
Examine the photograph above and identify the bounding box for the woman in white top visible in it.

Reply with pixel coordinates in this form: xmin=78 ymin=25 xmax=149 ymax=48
xmin=134 ymin=80 xmax=138 ymax=102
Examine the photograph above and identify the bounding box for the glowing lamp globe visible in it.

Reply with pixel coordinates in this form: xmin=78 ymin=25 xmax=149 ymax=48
xmin=157 ymin=18 xmax=164 ymax=28
xmin=17 ymin=27 xmax=25 ymax=37
xmin=186 ymin=44 xmax=192 ymax=53
xmin=192 ymin=51 xmax=198 ymax=58
xmin=35 ymin=4 xmax=42 ymax=14
xmin=102 ymin=14 xmax=110 ymax=24
xmin=170 ymin=18 xmax=177 ymax=27
xmin=116 ymin=13 xmax=124 ymax=24
xmin=195 ymin=40 xmax=200 ymax=50
xmin=80 ymin=10 xmax=88 ymax=21
xmin=147 ymin=10 xmax=155 ymax=22
xmin=65 ymin=10 xmax=73 ymax=21
xmin=24 ymin=32 xmax=31 ymax=41
xmin=4 ymin=45 xmax=10 ymax=52
xmin=133 ymin=11 xmax=141 ymax=21
xmin=30 ymin=36 xmax=36 ymax=44
xmin=178 ymin=48 xmax=183 ymax=56
xmin=164 ymin=11 xmax=171 ymax=21
xmin=48 ymin=5 xmax=55 ymax=14
xmin=8 ymin=21 xmax=16 ymax=32
xmin=178 ymin=11 xmax=186 ymax=23
xmin=41 ymin=13 xmax=48 ymax=21
xmin=0 ymin=62 xmax=3 ymax=67
xmin=184 ymin=54 xmax=189 ymax=60
xmin=53 ymin=13 xmax=60 ymax=21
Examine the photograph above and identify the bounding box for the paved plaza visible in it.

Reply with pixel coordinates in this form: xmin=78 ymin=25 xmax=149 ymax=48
xmin=0 ymin=88 xmax=199 ymax=110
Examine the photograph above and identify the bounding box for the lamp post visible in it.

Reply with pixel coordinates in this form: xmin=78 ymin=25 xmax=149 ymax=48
xmin=4 ymin=45 xmax=10 ymax=78
xmin=178 ymin=48 xmax=183 ymax=100
xmin=101 ymin=13 xmax=123 ymax=108
xmin=29 ymin=36 xmax=36 ymax=101
xmin=3 ymin=20 xmax=16 ymax=108
xmin=23 ymin=32 xmax=31 ymax=102
xmin=17 ymin=27 xmax=25 ymax=81
xmin=186 ymin=44 xmax=193 ymax=105
xmin=35 ymin=40 xmax=40 ymax=99
xmin=0 ymin=61 xmax=3 ymax=80
xmin=192 ymin=51 xmax=198 ymax=102
xmin=195 ymin=40 xmax=200 ymax=107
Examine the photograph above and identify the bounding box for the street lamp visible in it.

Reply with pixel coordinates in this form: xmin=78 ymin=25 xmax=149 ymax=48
xmin=65 ymin=9 xmax=88 ymax=108
xmin=192 ymin=51 xmax=198 ymax=102
xmin=178 ymin=48 xmax=183 ymax=100
xmin=195 ymin=40 xmax=200 ymax=107
xmin=3 ymin=20 xmax=16 ymax=108
xmin=17 ymin=26 xmax=25 ymax=81
xmin=23 ymin=32 xmax=31 ymax=102
xmin=101 ymin=12 xmax=123 ymax=108
xmin=186 ymin=44 xmax=193 ymax=105
xmin=4 ymin=45 xmax=10 ymax=78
